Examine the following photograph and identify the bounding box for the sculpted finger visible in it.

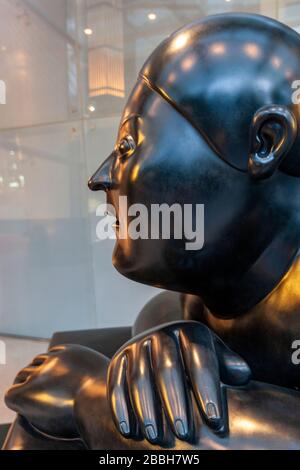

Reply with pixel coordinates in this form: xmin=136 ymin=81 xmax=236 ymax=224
xmin=179 ymin=324 xmax=224 ymax=431
xmin=127 ymin=339 xmax=160 ymax=443
xmin=48 ymin=345 xmax=66 ymax=354
xmin=30 ymin=354 xmax=48 ymax=366
xmin=214 ymin=336 xmax=251 ymax=386
xmin=5 ymin=365 xmax=37 ymax=414
xmin=107 ymin=353 xmax=134 ymax=438
xmin=13 ymin=366 xmax=37 ymax=385
xmin=13 ymin=354 xmax=49 ymax=385
xmin=151 ymin=331 xmax=191 ymax=441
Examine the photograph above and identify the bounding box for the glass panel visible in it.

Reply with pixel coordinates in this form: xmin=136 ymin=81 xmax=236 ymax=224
xmin=0 ymin=121 xmax=96 ymax=337
xmin=0 ymin=0 xmax=299 ymax=338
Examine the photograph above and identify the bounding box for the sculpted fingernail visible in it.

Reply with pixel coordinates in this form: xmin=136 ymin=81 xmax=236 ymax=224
xmin=175 ymin=419 xmax=188 ymax=439
xmin=145 ymin=424 xmax=157 ymax=442
xmin=119 ymin=421 xmax=130 ymax=436
xmin=206 ymin=402 xmax=219 ymax=419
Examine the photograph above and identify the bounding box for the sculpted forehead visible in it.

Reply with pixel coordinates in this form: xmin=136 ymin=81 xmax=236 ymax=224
xmin=120 ymin=79 xmax=163 ymax=125
xmin=119 ymin=78 xmax=203 ymax=151
xmin=137 ymin=13 xmax=300 ymax=175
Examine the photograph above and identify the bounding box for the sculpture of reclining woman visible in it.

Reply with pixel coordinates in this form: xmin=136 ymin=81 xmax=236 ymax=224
xmin=3 ymin=13 xmax=300 ymax=450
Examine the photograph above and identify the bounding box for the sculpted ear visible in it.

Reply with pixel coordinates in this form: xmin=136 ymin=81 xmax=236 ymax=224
xmin=248 ymin=105 xmax=297 ymax=180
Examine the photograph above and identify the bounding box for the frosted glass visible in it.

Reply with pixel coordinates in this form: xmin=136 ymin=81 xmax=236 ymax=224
xmin=0 ymin=0 xmax=299 ymax=337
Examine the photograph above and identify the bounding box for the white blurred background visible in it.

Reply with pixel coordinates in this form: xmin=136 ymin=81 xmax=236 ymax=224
xmin=0 ymin=0 xmax=300 ymax=338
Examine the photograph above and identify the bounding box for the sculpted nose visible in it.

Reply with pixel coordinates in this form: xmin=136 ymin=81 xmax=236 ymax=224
xmin=88 ymin=151 xmax=115 ymax=191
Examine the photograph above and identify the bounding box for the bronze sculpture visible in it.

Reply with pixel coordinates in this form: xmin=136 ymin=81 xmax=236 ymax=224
xmin=3 ymin=13 xmax=300 ymax=450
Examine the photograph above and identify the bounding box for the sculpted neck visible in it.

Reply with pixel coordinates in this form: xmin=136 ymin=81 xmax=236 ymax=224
xmin=198 ymin=221 xmax=300 ymax=319
xmin=184 ymin=251 xmax=300 ymax=324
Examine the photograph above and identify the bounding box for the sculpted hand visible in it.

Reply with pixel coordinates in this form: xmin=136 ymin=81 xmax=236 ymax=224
xmin=107 ymin=321 xmax=251 ymax=444
xmin=5 ymin=344 xmax=104 ymax=439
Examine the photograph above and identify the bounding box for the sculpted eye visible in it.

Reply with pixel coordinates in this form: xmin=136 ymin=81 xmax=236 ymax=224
xmin=117 ymin=135 xmax=136 ymax=158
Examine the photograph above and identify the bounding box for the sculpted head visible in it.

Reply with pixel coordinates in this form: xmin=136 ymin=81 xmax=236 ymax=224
xmin=89 ymin=14 xmax=300 ymax=316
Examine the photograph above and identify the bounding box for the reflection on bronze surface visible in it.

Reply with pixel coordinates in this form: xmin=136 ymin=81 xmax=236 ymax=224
xmin=4 ymin=14 xmax=300 ymax=450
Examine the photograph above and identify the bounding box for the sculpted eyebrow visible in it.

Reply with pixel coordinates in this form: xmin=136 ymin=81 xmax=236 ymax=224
xmin=120 ymin=114 xmax=140 ymax=129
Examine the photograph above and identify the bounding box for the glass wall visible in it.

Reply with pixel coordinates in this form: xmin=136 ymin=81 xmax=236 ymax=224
xmin=0 ymin=0 xmax=299 ymax=338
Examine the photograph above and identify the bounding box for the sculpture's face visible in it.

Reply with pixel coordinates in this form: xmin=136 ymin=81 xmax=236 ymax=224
xmin=89 ymin=78 xmax=281 ymax=296
xmin=89 ymin=14 xmax=300 ymax=315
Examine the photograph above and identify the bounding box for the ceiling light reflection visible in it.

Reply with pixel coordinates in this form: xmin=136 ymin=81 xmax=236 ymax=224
xmin=148 ymin=13 xmax=156 ymax=21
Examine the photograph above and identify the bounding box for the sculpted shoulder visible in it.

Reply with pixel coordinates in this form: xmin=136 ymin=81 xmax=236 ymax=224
xmin=204 ymin=253 xmax=300 ymax=388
